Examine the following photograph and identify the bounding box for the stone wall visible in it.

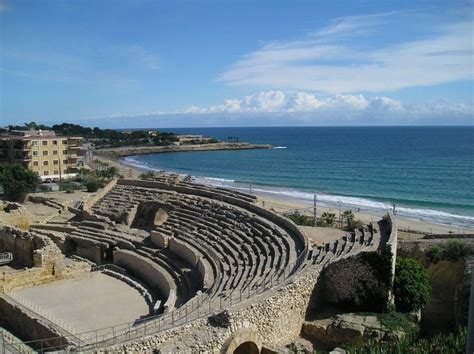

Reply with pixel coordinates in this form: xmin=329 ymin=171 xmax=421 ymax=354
xmin=0 ymin=226 xmax=43 ymax=267
xmin=82 ymin=178 xmax=118 ymax=213
xmin=312 ymin=252 xmax=392 ymax=313
xmin=113 ymin=248 xmax=176 ymax=311
xmin=111 ymin=270 xmax=321 ymax=352
xmin=0 ymin=296 xmax=72 ymax=349
xmin=308 ymin=214 xmax=397 ymax=313
xmin=0 ymin=226 xmax=90 ymax=293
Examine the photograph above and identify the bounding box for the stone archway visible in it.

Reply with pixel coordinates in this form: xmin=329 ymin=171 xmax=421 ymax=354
xmin=223 ymin=329 xmax=263 ymax=354
xmin=234 ymin=341 xmax=259 ymax=354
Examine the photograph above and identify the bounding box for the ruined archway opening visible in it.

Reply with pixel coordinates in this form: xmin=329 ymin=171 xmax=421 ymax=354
xmin=132 ymin=202 xmax=169 ymax=230
xmin=105 ymin=245 xmax=114 ymax=262
xmin=233 ymin=341 xmax=260 ymax=354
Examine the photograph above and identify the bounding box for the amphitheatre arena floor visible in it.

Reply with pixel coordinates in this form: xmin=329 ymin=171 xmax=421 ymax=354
xmin=10 ymin=272 xmax=149 ymax=333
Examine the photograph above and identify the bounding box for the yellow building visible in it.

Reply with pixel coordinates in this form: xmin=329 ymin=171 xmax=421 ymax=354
xmin=0 ymin=130 xmax=84 ymax=180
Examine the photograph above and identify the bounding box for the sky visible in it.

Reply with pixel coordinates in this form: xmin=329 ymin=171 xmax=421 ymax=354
xmin=0 ymin=0 xmax=473 ymax=128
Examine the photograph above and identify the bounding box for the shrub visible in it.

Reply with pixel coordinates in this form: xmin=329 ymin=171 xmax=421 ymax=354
xmin=139 ymin=171 xmax=156 ymax=180
xmin=95 ymin=166 xmax=118 ymax=179
xmin=442 ymin=240 xmax=473 ymax=262
xmin=376 ymin=311 xmax=416 ymax=334
xmin=288 ymin=212 xmax=314 ymax=226
xmin=342 ymin=210 xmax=363 ymax=231
xmin=0 ymin=163 xmax=40 ymax=202
xmin=320 ymin=211 xmax=336 ymax=227
xmin=85 ymin=179 xmax=100 ymax=192
xmin=59 ymin=179 xmax=83 ymax=192
xmin=344 ymin=326 xmax=467 ymax=354
xmin=426 ymin=240 xmax=473 ymax=264
xmin=394 ymin=257 xmax=431 ymax=312
xmin=426 ymin=244 xmax=443 ymax=263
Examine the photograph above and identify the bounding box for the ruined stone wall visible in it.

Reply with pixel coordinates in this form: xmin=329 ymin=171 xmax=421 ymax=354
xmin=0 ymin=226 xmax=90 ymax=293
xmin=314 ymin=252 xmax=393 ymax=313
xmin=0 ymin=296 xmax=72 ymax=348
xmin=113 ymin=248 xmax=176 ymax=310
xmin=0 ymin=226 xmax=40 ymax=267
xmin=82 ymin=178 xmax=118 ymax=213
xmin=309 ymin=214 xmax=397 ymax=313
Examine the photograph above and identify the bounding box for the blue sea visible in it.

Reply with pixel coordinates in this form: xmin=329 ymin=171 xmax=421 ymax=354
xmin=121 ymin=127 xmax=474 ymax=228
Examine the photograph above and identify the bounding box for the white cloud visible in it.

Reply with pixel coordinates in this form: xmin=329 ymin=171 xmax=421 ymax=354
xmin=36 ymin=90 xmax=472 ymax=128
xmin=161 ymin=90 xmax=472 ymax=126
xmin=178 ymin=91 xmax=404 ymax=114
xmin=217 ymin=15 xmax=473 ymax=94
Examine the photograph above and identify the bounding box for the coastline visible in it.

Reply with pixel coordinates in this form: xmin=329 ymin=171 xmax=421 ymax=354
xmin=95 ymin=153 xmax=474 ymax=236
xmin=95 ymin=142 xmax=272 ymax=158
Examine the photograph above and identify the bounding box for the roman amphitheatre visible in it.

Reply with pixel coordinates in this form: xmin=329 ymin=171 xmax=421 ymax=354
xmin=0 ymin=175 xmax=397 ymax=353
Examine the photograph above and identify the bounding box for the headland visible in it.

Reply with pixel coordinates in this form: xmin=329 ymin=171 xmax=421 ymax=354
xmin=96 ymin=141 xmax=273 ymax=158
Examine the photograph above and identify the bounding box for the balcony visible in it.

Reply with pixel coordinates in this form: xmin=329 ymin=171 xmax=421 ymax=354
xmin=13 ymin=142 xmax=32 ymax=150
xmin=13 ymin=152 xmax=32 ymax=161
xmin=67 ymin=146 xmax=81 ymax=152
xmin=67 ymin=138 xmax=83 ymax=147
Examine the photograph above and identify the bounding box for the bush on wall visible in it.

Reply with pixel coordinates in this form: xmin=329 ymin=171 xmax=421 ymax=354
xmin=394 ymin=257 xmax=431 ymax=312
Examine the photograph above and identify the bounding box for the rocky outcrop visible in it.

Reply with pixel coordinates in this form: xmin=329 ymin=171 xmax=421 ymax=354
xmin=302 ymin=314 xmax=404 ymax=349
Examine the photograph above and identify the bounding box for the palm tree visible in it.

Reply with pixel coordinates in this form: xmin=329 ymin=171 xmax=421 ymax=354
xmin=342 ymin=210 xmax=355 ymax=229
xmin=24 ymin=122 xmax=38 ymax=129
xmin=321 ymin=211 xmax=336 ymax=226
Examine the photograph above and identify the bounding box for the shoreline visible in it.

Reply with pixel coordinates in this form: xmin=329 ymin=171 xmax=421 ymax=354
xmin=95 ymin=142 xmax=272 ymax=158
xmin=95 ymin=154 xmax=474 ymax=235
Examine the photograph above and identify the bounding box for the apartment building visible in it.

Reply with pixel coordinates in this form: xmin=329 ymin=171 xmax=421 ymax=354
xmin=0 ymin=130 xmax=84 ymax=180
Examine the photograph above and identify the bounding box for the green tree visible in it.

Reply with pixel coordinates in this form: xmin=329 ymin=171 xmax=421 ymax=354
xmin=0 ymin=163 xmax=40 ymax=202
xmin=426 ymin=244 xmax=443 ymax=263
xmin=441 ymin=240 xmax=473 ymax=262
xmin=343 ymin=210 xmax=354 ymax=227
xmin=342 ymin=210 xmax=362 ymax=231
xmin=426 ymin=241 xmax=473 ymax=264
xmin=139 ymin=171 xmax=156 ymax=180
xmin=320 ymin=211 xmax=336 ymax=226
xmin=394 ymin=257 xmax=431 ymax=312
xmin=288 ymin=212 xmax=313 ymax=226
xmin=85 ymin=179 xmax=100 ymax=192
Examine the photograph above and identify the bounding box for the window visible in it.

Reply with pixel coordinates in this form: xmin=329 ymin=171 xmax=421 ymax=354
xmin=33 ymin=161 xmax=39 ymax=166
xmin=63 ymin=159 xmax=68 ymax=164
xmin=42 ymin=140 xmax=48 ymax=146
xmin=62 ymin=140 xmax=67 ymax=145
xmin=32 ymin=140 xmax=38 ymax=146
xmin=52 ymin=140 xmax=58 ymax=145
xmin=42 ymin=151 xmax=48 ymax=156
xmin=43 ymin=161 xmax=49 ymax=166
xmin=32 ymin=151 xmax=38 ymax=156
xmin=53 ymin=160 xmax=59 ymax=165
xmin=53 ymin=150 xmax=58 ymax=155
xmin=63 ymin=169 xmax=68 ymax=174
xmin=54 ymin=170 xmax=59 ymax=174
xmin=43 ymin=171 xmax=49 ymax=176
xmin=62 ymin=150 xmax=67 ymax=154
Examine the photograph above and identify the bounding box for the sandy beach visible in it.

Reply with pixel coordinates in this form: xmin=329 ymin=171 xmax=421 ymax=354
xmin=96 ymin=154 xmax=474 ymax=237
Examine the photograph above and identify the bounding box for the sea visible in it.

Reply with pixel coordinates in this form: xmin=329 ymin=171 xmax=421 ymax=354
xmin=121 ymin=126 xmax=474 ymax=229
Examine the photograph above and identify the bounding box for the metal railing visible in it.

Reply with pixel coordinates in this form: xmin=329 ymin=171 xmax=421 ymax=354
xmin=3 ymin=246 xmax=308 ymax=353
xmin=0 ymin=252 xmax=13 ymax=265
xmin=0 ymin=328 xmax=35 ymax=354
